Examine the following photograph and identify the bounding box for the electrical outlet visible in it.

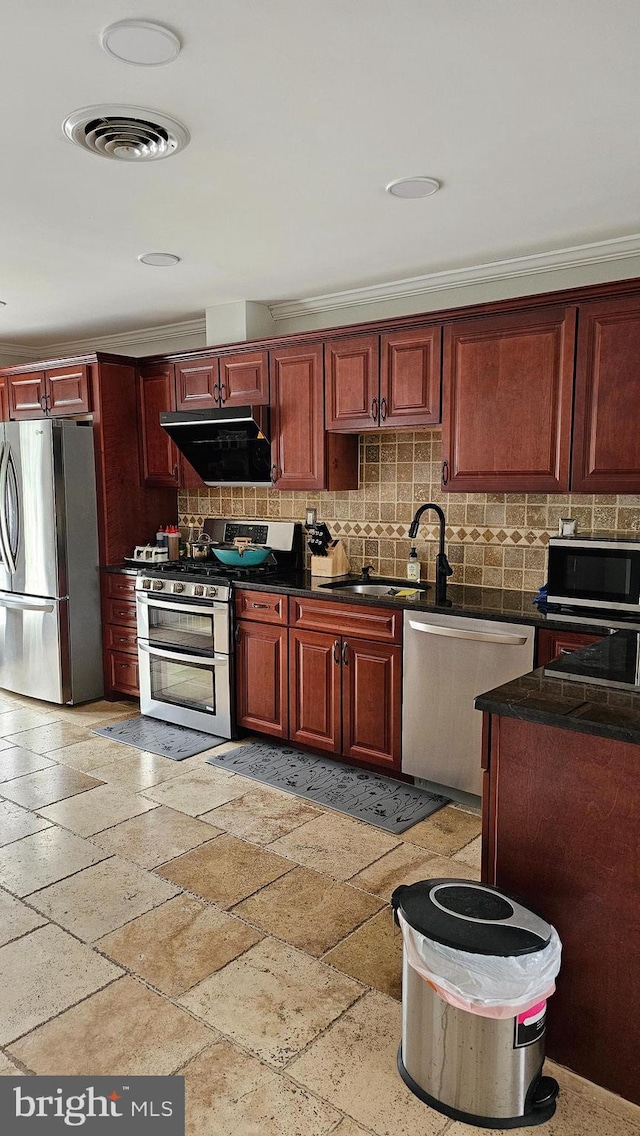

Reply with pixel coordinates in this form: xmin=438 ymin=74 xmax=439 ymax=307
xmin=305 ymin=508 xmax=317 ymax=527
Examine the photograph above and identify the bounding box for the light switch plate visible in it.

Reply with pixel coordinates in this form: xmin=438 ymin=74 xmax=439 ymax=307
xmin=305 ymin=508 xmax=317 ymax=527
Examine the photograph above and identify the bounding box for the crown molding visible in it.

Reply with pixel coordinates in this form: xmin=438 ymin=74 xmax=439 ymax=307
xmin=0 ymin=341 xmax=42 ymax=361
xmin=269 ymin=233 xmax=640 ymax=321
xmin=0 ymin=317 xmax=207 ymax=361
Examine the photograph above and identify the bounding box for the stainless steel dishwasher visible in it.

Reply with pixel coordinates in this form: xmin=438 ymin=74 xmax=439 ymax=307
xmin=402 ymin=611 xmax=535 ymax=799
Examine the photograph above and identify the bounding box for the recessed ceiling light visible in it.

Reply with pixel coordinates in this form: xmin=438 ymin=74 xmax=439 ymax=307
xmin=138 ymin=252 xmax=181 ymax=267
xmin=101 ymin=20 xmax=181 ymax=66
xmin=386 ymin=177 xmax=441 ymax=199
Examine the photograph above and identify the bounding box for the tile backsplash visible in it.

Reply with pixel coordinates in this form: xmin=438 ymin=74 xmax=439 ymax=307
xmin=178 ymin=429 xmax=640 ymax=592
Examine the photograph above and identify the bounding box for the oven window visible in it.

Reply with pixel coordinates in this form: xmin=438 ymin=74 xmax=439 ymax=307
xmin=149 ymin=655 xmax=218 ymax=714
xmin=550 ymin=548 xmax=638 ymax=604
xmin=148 ymin=607 xmax=214 ymax=652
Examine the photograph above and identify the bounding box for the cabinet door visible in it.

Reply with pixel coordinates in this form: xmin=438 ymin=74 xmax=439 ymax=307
xmin=342 ymin=637 xmax=402 ymax=770
xmin=175 ymin=358 xmax=220 ymax=411
xmin=0 ymin=378 xmax=8 ymax=421
xmin=137 ymin=362 xmax=180 ymax=487
xmin=47 ymin=364 xmax=90 ymax=416
xmin=270 ymin=343 xmax=326 ymax=489
xmin=380 ymin=325 xmax=441 ymax=427
xmin=219 ymin=350 xmax=269 ymax=406
xmin=536 ymin=628 xmax=605 ymax=668
xmin=325 ymin=335 xmax=380 ymax=430
xmin=236 ymin=621 xmax=288 ymax=738
xmin=289 ymin=629 xmax=341 ymax=753
xmin=442 ymin=306 xmax=576 ymax=492
xmin=7 ymin=371 xmax=46 ymax=419
xmin=572 ymin=296 xmax=640 ymax=492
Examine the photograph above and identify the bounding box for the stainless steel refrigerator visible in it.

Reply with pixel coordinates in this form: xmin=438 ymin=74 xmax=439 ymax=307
xmin=0 ymin=419 xmax=103 ymax=704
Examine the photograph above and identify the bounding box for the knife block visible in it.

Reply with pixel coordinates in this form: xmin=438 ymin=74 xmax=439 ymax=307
xmin=310 ymin=540 xmax=350 ymax=577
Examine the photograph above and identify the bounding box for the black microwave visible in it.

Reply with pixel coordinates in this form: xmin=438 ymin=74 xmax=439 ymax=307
xmin=547 ymin=535 xmax=640 ymax=613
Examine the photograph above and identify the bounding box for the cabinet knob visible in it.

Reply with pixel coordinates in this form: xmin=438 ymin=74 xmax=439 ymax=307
xmin=379 ymin=397 xmax=387 ymax=422
xmin=213 ymin=382 xmax=221 ymax=403
xmin=219 ymin=383 xmax=227 ymax=404
xmin=441 ymin=460 xmax=449 ymax=486
xmin=252 ymin=602 xmax=269 ymax=610
xmin=371 ymin=397 xmax=379 ymax=423
xmin=341 ymin=641 xmax=349 ymax=665
xmin=271 ymin=464 xmax=280 ymax=483
xmin=333 ymin=639 xmax=340 ymax=665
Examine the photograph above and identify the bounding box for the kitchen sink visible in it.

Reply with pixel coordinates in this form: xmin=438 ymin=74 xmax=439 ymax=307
xmin=318 ymin=579 xmax=430 ymax=597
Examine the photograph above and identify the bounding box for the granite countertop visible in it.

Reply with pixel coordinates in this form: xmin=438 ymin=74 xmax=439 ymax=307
xmin=476 ymin=630 xmax=640 ymax=744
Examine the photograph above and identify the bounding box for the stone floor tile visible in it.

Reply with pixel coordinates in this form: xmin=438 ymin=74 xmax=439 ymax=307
xmin=330 ymin=1121 xmax=375 ymax=1136
xmin=0 ymin=748 xmax=57 ymax=782
xmin=9 ymin=975 xmax=216 ymax=1076
xmin=157 ymin=834 xmax=293 ymax=908
xmin=446 ymin=1080 xmax=640 ymax=1136
xmin=0 ymin=801 xmax=51 ymax=847
xmin=288 ymin=991 xmax=449 ymax=1136
xmin=0 ymin=766 xmax=103 ymax=810
xmin=89 ymin=752 xmax=201 ymax=793
xmin=91 ymin=806 xmax=218 ymax=868
xmin=401 ymin=805 xmax=482 ymax=856
xmin=96 ymin=893 xmax=263 ymax=996
xmin=0 ymin=925 xmax=120 ymax=1045
xmin=323 ymin=909 xmax=403 ymax=1000
xmin=0 ymin=1052 xmax=23 ymax=1074
xmin=349 ymin=844 xmax=463 ymax=900
xmin=38 ymin=783 xmax=158 ymax=836
xmin=0 ymin=825 xmax=108 ymax=896
xmin=0 ymin=736 xmax=17 ymax=750
xmin=201 ymin=785 xmax=321 ymax=844
xmin=4 ymin=721 xmax=92 ymax=754
xmin=234 ymin=866 xmax=383 ymax=956
xmin=179 ymin=1039 xmax=341 ymax=1136
xmin=0 ymin=708 xmax=63 ymax=737
xmin=54 ymin=701 xmax=139 ymax=728
xmin=29 ymin=856 xmax=179 ymax=941
xmin=0 ymin=889 xmax=47 ymax=946
xmin=52 ymin=735 xmax=138 ymax=772
xmin=268 ymin=812 xmax=400 ymax=881
xmin=546 ymin=1061 xmax=640 ymax=1130
xmin=178 ymin=936 xmax=363 ymax=1068
xmin=142 ymin=766 xmax=248 ymax=816
xmin=453 ymin=833 xmax=482 ymax=869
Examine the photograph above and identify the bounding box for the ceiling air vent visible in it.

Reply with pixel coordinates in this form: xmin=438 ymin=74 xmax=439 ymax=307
xmin=62 ymin=104 xmax=189 ymax=162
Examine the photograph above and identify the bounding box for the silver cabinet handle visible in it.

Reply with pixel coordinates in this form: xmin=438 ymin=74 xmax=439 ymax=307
xmin=408 ymin=620 xmax=528 ymax=646
xmin=137 ymin=640 xmax=229 ymax=667
xmin=136 ymin=594 xmax=227 ymax=616
xmin=0 ymin=442 xmax=16 ymax=575
xmin=0 ymin=595 xmax=55 ymax=613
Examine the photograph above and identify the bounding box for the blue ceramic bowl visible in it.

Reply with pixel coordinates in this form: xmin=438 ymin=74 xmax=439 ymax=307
xmin=211 ymin=546 xmax=271 ymax=567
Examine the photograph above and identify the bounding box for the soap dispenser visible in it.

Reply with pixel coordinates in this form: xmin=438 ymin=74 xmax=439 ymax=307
xmin=406 ymin=547 xmax=421 ymax=582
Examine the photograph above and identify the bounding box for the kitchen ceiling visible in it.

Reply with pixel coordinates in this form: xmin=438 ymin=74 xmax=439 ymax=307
xmin=2 ymin=0 xmax=640 ymax=348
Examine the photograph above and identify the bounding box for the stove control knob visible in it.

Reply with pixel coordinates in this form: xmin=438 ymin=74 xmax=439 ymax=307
xmin=172 ymin=582 xmax=185 ymax=594
xmin=193 ymin=584 xmax=205 ymax=597
xmin=206 ymin=586 xmax=218 ymax=597
xmin=142 ymin=579 xmax=152 ymax=590
xmin=152 ymin=580 xmax=164 ymax=591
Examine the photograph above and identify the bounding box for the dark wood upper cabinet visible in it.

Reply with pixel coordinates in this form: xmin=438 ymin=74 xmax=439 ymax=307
xmin=572 ymin=295 xmax=640 ymax=493
xmin=269 ymin=343 xmax=358 ymax=491
xmin=341 ymin=636 xmax=402 ymax=770
xmin=236 ymin=620 xmax=288 ymax=739
xmin=137 ymin=361 xmax=181 ymax=488
xmin=442 ymin=305 xmax=576 ymax=493
xmin=46 ymin=364 xmax=90 ymax=416
xmin=7 ymin=370 xmax=46 ymax=419
xmin=380 ymin=325 xmax=441 ymax=428
xmin=175 ymin=358 xmax=219 ymax=411
xmin=0 ymin=377 xmax=10 ymax=421
xmin=219 ymin=350 xmax=269 ymax=405
xmin=325 ymin=335 xmax=380 ymax=430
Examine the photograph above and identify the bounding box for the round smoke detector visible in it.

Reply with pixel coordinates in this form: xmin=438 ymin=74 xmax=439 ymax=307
xmin=62 ymin=105 xmax=189 ymax=162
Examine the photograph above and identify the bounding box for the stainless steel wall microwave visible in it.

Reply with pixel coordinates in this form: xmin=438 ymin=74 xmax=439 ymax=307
xmin=547 ymin=535 xmax=640 ymax=612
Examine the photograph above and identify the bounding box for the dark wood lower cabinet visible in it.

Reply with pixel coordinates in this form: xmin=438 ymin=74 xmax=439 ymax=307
xmin=236 ymin=620 xmax=289 ymax=739
xmin=536 ymin=628 xmax=606 ymax=667
xmin=342 ymin=637 xmax=402 ymax=769
xmin=482 ymin=713 xmax=640 ymax=1104
xmin=288 ymin=629 xmax=341 ymax=753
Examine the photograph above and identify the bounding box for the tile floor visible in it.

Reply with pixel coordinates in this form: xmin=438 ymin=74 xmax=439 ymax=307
xmin=0 ymin=688 xmax=638 ymax=1136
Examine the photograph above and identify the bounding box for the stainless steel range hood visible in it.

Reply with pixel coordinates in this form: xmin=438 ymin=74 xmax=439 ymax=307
xmin=160 ymin=407 xmax=272 ymax=487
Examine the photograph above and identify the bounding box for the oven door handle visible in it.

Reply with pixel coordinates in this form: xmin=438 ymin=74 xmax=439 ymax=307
xmin=137 ymin=641 xmax=229 ymax=667
xmin=136 ymin=594 xmax=229 ymax=616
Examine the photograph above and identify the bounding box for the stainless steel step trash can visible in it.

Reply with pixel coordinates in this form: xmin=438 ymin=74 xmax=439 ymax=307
xmin=391 ymin=879 xmax=561 ymax=1129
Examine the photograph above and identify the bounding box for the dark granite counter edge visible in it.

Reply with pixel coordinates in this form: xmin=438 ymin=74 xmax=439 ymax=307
xmin=475 ymin=686 xmax=640 ymax=746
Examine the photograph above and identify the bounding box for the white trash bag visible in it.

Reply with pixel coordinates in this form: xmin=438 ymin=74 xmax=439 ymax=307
xmin=398 ymin=909 xmax=562 ymax=1020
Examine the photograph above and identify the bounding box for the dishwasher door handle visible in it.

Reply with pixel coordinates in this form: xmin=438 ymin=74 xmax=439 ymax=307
xmin=408 ymin=620 xmax=529 ymax=646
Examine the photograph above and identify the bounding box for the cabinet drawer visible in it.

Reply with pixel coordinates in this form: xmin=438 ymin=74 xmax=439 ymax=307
xmin=105 ymin=625 xmax=138 ymax=654
xmin=107 ymin=649 xmax=139 ymax=696
xmin=288 ymin=597 xmax=402 ymax=643
xmin=105 ymin=598 xmax=137 ymax=627
xmin=234 ymin=589 xmax=288 ymax=625
xmin=105 ymin=573 xmax=137 ymax=600
xmin=536 ymin=628 xmax=605 ymax=668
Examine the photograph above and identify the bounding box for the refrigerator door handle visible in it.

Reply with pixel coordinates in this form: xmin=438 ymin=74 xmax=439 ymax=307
xmin=0 ymin=594 xmax=56 ymax=613
xmin=0 ymin=441 xmax=16 ymax=575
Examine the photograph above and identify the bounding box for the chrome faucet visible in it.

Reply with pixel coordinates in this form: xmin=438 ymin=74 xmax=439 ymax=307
xmin=408 ymin=503 xmax=453 ymax=605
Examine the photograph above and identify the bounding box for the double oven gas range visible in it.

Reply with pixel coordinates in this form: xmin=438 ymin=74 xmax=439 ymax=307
xmin=135 ymin=520 xmax=302 ymax=737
